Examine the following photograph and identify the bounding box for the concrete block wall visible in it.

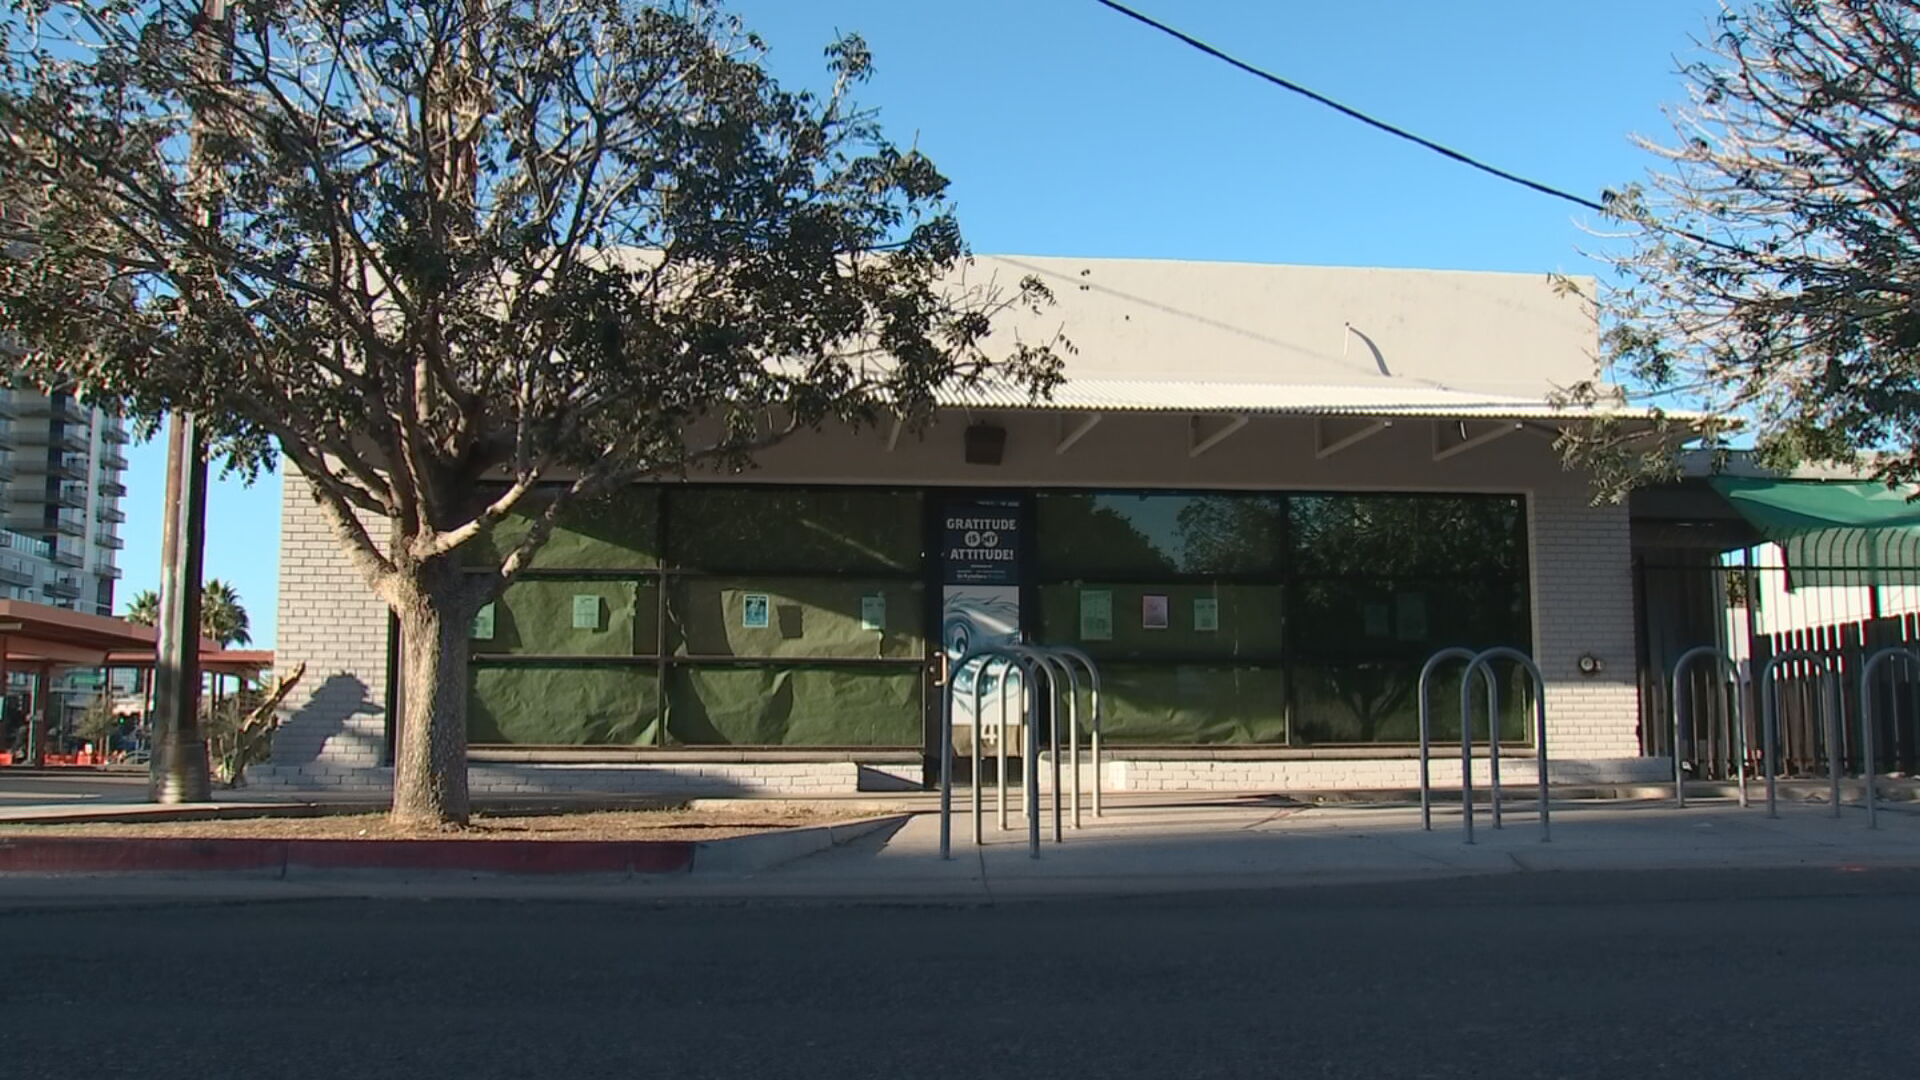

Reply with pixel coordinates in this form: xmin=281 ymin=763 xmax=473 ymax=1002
xmin=1528 ymin=491 xmax=1642 ymax=759
xmin=273 ymin=468 xmax=393 ymax=770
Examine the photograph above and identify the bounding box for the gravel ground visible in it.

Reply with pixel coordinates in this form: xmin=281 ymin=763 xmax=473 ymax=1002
xmin=0 ymin=806 xmax=859 ymax=841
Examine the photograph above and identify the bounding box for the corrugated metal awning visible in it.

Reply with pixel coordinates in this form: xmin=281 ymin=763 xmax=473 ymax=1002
xmin=1710 ymin=477 xmax=1920 ymax=587
xmin=936 ymin=377 xmax=1661 ymax=421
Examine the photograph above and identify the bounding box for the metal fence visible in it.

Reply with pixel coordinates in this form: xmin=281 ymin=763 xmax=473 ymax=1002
xmin=1637 ymin=550 xmax=1920 ymax=780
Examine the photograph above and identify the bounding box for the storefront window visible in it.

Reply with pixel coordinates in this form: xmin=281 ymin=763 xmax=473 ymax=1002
xmin=665 ymin=666 xmax=921 ymax=746
xmin=1037 ymin=493 xmax=1285 ymax=577
xmin=468 ymin=664 xmax=660 ymax=746
xmin=466 ymin=486 xmax=925 ymax=748
xmin=463 ymin=488 xmax=659 ymax=570
xmin=1287 ymin=496 xmax=1530 ymax=746
xmin=668 ymin=577 xmax=924 ymax=660
xmin=669 ymin=488 xmax=921 ymax=573
xmin=1289 ymin=494 xmax=1523 ymax=578
xmin=1038 ymin=491 xmax=1529 ymax=747
xmin=462 ymin=485 xmax=1529 ymax=751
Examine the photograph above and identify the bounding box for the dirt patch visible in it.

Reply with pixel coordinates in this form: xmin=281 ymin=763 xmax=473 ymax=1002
xmin=0 ymin=806 xmax=861 ymax=842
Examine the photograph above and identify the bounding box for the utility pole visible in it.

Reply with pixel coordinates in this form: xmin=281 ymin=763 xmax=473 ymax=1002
xmin=148 ymin=0 xmax=226 ymax=803
xmin=150 ymin=415 xmax=208 ymax=801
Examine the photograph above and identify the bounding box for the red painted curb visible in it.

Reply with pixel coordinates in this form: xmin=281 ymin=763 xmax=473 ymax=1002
xmin=0 ymin=838 xmax=286 ymax=874
xmin=285 ymin=839 xmax=694 ymax=875
xmin=0 ymin=837 xmax=698 ymax=876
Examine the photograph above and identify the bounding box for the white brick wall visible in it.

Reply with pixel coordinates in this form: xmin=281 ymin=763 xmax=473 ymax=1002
xmin=249 ymin=762 xmax=864 ymax=795
xmin=273 ymin=468 xmax=393 ymax=769
xmin=1529 ymin=491 xmax=1642 ymax=758
xmin=1099 ymin=755 xmax=1664 ymax=792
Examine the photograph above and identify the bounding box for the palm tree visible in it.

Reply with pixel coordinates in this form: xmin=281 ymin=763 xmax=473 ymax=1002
xmin=200 ymin=580 xmax=252 ymax=649
xmin=199 ymin=580 xmax=252 ymax=715
xmin=124 ymin=590 xmax=159 ymax=627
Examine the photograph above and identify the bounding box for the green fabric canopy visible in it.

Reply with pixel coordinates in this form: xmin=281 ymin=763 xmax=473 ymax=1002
xmin=1710 ymin=477 xmax=1920 ymax=586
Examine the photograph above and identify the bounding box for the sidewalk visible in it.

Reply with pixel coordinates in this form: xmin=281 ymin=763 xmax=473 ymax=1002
xmin=3 ymin=793 xmax=1918 ymax=907
xmin=714 ymin=795 xmax=1920 ymax=899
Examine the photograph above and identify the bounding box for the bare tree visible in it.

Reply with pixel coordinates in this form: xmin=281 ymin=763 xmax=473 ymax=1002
xmin=0 ymin=0 xmax=1062 ymax=825
xmin=1565 ymin=0 xmax=1920 ymax=494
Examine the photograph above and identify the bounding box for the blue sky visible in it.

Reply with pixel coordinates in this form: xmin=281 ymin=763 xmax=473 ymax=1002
xmin=115 ymin=0 xmax=1728 ymax=646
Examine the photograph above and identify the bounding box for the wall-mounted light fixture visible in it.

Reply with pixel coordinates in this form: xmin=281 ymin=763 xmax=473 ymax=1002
xmin=964 ymin=422 xmax=1006 ymax=466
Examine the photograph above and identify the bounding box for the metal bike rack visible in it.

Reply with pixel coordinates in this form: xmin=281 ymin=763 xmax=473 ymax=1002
xmin=1008 ymin=644 xmax=1070 ymax=844
xmin=1756 ymin=650 xmax=1842 ymax=820
xmin=1460 ymin=648 xmax=1551 ymax=844
xmin=971 ymin=654 xmax=1022 ymax=838
xmin=942 ymin=647 xmax=1036 ymax=859
xmin=1669 ymin=646 xmax=1748 ymax=810
xmin=1858 ymin=645 xmax=1920 ymax=830
xmin=1416 ymin=646 xmax=1495 ymax=831
xmin=1049 ymin=644 xmax=1106 ymax=822
xmin=938 ymin=643 xmax=1104 ymax=860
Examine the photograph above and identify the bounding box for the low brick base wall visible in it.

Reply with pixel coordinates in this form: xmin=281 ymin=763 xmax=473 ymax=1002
xmin=247 ymin=762 xmax=864 ymax=796
xmin=248 ymin=755 xmax=1668 ymax=797
xmin=1100 ymin=756 xmax=1667 ymax=792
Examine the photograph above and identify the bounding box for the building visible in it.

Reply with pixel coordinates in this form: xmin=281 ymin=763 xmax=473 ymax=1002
xmin=261 ymin=255 xmax=1672 ymax=796
xmin=0 ymin=387 xmax=128 ymax=617
xmin=1633 ymin=467 xmax=1920 ymax=783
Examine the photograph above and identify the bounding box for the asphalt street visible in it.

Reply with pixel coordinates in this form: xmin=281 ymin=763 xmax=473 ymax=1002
xmin=3 ymin=868 xmax=1917 ymax=1079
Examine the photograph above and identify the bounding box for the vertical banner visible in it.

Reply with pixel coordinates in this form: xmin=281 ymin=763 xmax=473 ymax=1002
xmin=941 ymin=498 xmax=1025 ymax=745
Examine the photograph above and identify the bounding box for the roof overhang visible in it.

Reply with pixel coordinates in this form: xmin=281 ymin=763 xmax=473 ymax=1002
xmin=936 ymin=377 xmax=1686 ymax=423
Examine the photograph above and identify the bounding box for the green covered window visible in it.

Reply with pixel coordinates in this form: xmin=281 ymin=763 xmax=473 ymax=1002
xmin=669 ymin=488 xmax=921 ymax=572
xmin=465 ymin=485 xmax=925 ymax=749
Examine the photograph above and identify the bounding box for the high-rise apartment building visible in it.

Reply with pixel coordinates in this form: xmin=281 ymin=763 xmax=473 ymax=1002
xmin=0 ymin=387 xmax=127 ymax=615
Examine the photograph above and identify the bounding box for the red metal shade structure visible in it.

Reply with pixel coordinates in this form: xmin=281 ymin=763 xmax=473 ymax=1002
xmin=0 ymin=599 xmax=271 ymax=766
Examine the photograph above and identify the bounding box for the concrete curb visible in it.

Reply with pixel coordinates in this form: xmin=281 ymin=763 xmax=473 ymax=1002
xmin=0 ymin=797 xmax=915 ymax=827
xmin=689 ymin=815 xmax=907 ymax=874
xmin=0 ymin=814 xmax=912 ymax=880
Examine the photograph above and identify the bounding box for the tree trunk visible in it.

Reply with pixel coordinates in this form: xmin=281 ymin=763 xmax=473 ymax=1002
xmin=389 ymin=559 xmax=473 ymax=827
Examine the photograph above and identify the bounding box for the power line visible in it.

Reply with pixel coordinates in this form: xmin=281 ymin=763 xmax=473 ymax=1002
xmin=1093 ymin=0 xmax=1612 ymax=216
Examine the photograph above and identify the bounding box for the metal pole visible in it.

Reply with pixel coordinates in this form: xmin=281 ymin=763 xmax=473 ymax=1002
xmin=1763 ymin=661 xmax=1779 ymax=819
xmin=972 ymin=656 xmax=999 ymax=846
xmin=1045 ymin=655 xmax=1063 ymax=843
xmin=1826 ymin=672 xmax=1843 ymax=819
xmin=1417 ymin=648 xmax=1476 ymax=831
xmin=1534 ymin=684 xmax=1551 ymax=843
xmin=1024 ymin=659 xmax=1040 ymax=858
xmin=1741 ymin=547 xmax=1760 ymax=807
xmin=1488 ymin=668 xmax=1504 ymax=831
xmin=1673 ymin=655 xmax=1691 ymax=809
xmin=1733 ymin=659 xmax=1750 ymax=809
xmin=151 ymin=412 xmax=210 ymax=802
xmin=1052 ymin=646 xmax=1103 ymax=819
xmin=1092 ymin=685 xmax=1102 ymax=819
xmin=939 ymin=655 xmax=954 ymax=860
xmin=1063 ymin=657 xmax=1082 ymax=829
xmin=1862 ymin=660 xmax=1879 ymax=830
xmin=1006 ymin=661 xmax=1021 ymax=826
xmin=1459 ymin=664 xmax=1477 ymax=845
